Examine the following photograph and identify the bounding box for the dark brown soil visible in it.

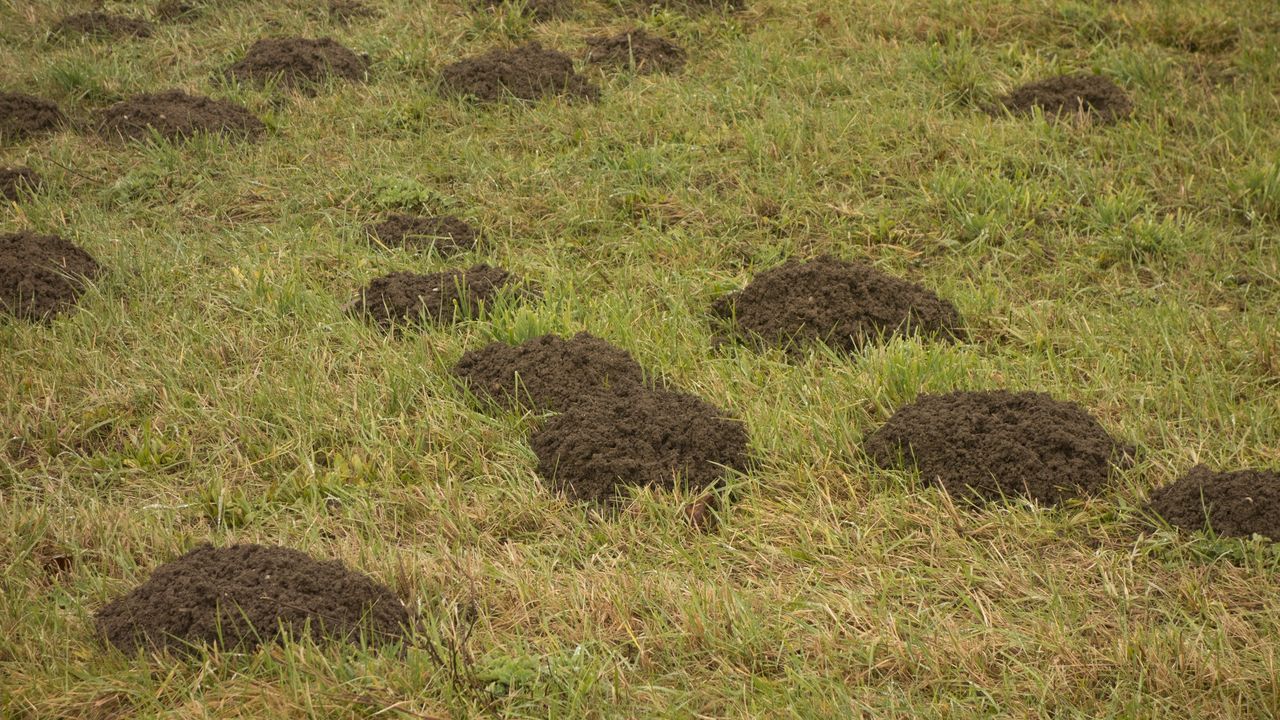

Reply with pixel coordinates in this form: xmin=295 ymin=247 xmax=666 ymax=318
xmin=865 ymin=390 xmax=1132 ymax=506
xmin=155 ymin=0 xmax=201 ymax=22
xmin=328 ymin=0 xmax=380 ymax=23
xmin=228 ymin=37 xmax=369 ymax=88
xmin=367 ymin=213 xmax=478 ymax=255
xmin=96 ymin=90 xmax=265 ymax=141
xmin=1147 ymin=466 xmax=1280 ymax=540
xmin=586 ymin=29 xmax=687 ymax=74
xmin=1 ymin=166 xmax=42 ymax=201
xmin=453 ymin=332 xmax=645 ymax=412
xmin=440 ymin=42 xmax=600 ymax=103
xmin=1 ymin=231 xmax=103 ymax=322
xmin=712 ymin=256 xmax=964 ymax=353
xmin=996 ymin=74 xmax=1133 ymax=124
xmin=531 ymin=386 xmax=749 ymax=504
xmin=52 ymin=12 xmax=154 ymax=39
xmin=97 ymin=544 xmax=410 ymax=655
xmin=0 ymin=92 xmax=64 ymax=141
xmin=476 ymin=0 xmax=570 ymax=21
xmin=351 ymin=265 xmax=533 ymax=328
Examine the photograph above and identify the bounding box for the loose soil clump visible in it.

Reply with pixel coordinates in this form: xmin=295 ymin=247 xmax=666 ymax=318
xmin=995 ymin=74 xmax=1132 ymax=124
xmin=713 ymin=256 xmax=964 ymax=353
xmin=96 ymin=90 xmax=265 ymax=141
xmin=1 ymin=166 xmax=42 ymax=200
xmin=52 ymin=12 xmax=154 ymax=39
xmin=476 ymin=0 xmax=570 ymax=21
xmin=1147 ymin=466 xmax=1280 ymax=540
xmin=1 ymin=92 xmax=63 ymax=141
xmin=531 ymin=386 xmax=748 ymax=504
xmin=865 ymin=390 xmax=1132 ymax=506
xmin=586 ymin=29 xmax=687 ymax=74
xmin=440 ymin=42 xmax=600 ymax=102
xmin=155 ymin=0 xmax=201 ymax=22
xmin=96 ymin=544 xmax=410 ymax=655
xmin=367 ymin=213 xmax=478 ymax=255
xmin=328 ymin=0 xmax=380 ymax=23
xmin=453 ymin=332 xmax=645 ymax=412
xmin=351 ymin=265 xmax=533 ymax=328
xmin=1 ymin=231 xmax=103 ymax=322
xmin=228 ymin=37 xmax=369 ymax=88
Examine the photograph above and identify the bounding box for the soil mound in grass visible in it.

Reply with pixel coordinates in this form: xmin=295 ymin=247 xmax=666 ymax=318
xmin=155 ymin=1 xmax=201 ymax=22
xmin=476 ymin=0 xmax=569 ymax=21
xmin=453 ymin=332 xmax=645 ymax=412
xmin=367 ymin=213 xmax=478 ymax=255
xmin=52 ymin=12 xmax=154 ymax=38
xmin=328 ymin=0 xmax=380 ymax=23
xmin=1 ymin=92 xmax=63 ymax=141
xmin=97 ymin=544 xmax=410 ymax=655
xmin=865 ymin=390 xmax=1132 ymax=506
xmin=351 ymin=265 xmax=533 ymax=328
xmin=586 ymin=29 xmax=686 ymax=74
xmin=531 ymin=386 xmax=748 ymax=504
xmin=228 ymin=37 xmax=369 ymax=88
xmin=712 ymin=256 xmax=964 ymax=353
xmin=1147 ymin=466 xmax=1280 ymax=540
xmin=96 ymin=90 xmax=265 ymax=141
xmin=1 ymin=167 xmax=42 ymax=200
xmin=1 ymin=231 xmax=102 ymax=322
xmin=996 ymin=74 xmax=1132 ymax=124
xmin=440 ymin=42 xmax=600 ymax=102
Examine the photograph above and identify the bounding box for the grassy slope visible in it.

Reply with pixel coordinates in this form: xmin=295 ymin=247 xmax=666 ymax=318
xmin=2 ymin=0 xmax=1279 ymax=717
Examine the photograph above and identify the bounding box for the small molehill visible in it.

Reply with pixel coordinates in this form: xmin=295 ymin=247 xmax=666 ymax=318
xmin=96 ymin=90 xmax=265 ymax=141
xmin=228 ymin=37 xmax=369 ymax=88
xmin=1147 ymin=466 xmax=1280 ymax=540
xmin=1 ymin=167 xmax=42 ymax=201
xmin=865 ymin=390 xmax=1132 ymax=506
xmin=586 ymin=29 xmax=687 ymax=74
xmin=97 ymin=544 xmax=410 ymax=655
xmin=155 ymin=0 xmax=201 ymax=22
xmin=531 ymin=386 xmax=748 ymax=504
xmin=440 ymin=42 xmax=600 ymax=102
xmin=351 ymin=265 xmax=534 ymax=328
xmin=476 ymin=0 xmax=570 ymax=21
xmin=453 ymin=332 xmax=645 ymax=412
xmin=367 ymin=213 xmax=478 ymax=255
xmin=996 ymin=74 xmax=1132 ymax=124
xmin=1 ymin=231 xmax=103 ymax=322
xmin=713 ymin=256 xmax=964 ymax=353
xmin=1 ymin=92 xmax=63 ymax=141
xmin=52 ymin=12 xmax=154 ymax=38
xmin=328 ymin=0 xmax=380 ymax=23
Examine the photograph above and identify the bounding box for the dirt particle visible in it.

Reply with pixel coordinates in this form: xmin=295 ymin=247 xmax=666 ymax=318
xmin=1 ymin=231 xmax=103 ymax=322
xmin=1147 ymin=466 xmax=1280 ymax=540
xmin=1 ymin=166 xmax=42 ymax=201
xmin=350 ymin=265 xmax=534 ymax=328
xmin=367 ymin=213 xmax=478 ymax=255
xmin=96 ymin=544 xmax=410 ymax=654
xmin=865 ymin=390 xmax=1132 ymax=506
xmin=0 ymin=92 xmax=64 ymax=141
xmin=453 ymin=332 xmax=645 ymax=413
xmin=52 ymin=12 xmax=154 ymax=39
xmin=440 ymin=42 xmax=600 ymax=102
xmin=713 ymin=256 xmax=964 ymax=353
xmin=96 ymin=90 xmax=264 ymax=141
xmin=228 ymin=37 xmax=369 ymax=88
xmin=995 ymin=74 xmax=1132 ymax=124
xmin=586 ymin=29 xmax=687 ymax=74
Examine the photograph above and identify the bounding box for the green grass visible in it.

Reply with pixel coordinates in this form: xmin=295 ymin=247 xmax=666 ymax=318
xmin=3 ymin=0 xmax=1279 ymax=717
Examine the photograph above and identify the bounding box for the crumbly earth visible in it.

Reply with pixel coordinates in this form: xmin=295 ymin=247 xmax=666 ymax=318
xmin=475 ymin=0 xmax=571 ymax=21
xmin=96 ymin=544 xmax=410 ymax=654
xmin=1147 ymin=466 xmax=1280 ymax=540
xmin=586 ymin=29 xmax=687 ymax=74
xmin=96 ymin=90 xmax=265 ymax=141
xmin=864 ymin=390 xmax=1133 ymax=506
xmin=51 ymin=12 xmax=154 ymax=39
xmin=351 ymin=265 xmax=533 ymax=328
xmin=227 ymin=37 xmax=369 ymax=88
xmin=327 ymin=0 xmax=380 ymax=23
xmin=0 ymin=92 xmax=63 ymax=141
xmin=1 ymin=231 xmax=103 ymax=322
xmin=453 ymin=332 xmax=645 ymax=413
xmin=712 ymin=255 xmax=964 ymax=353
xmin=996 ymin=74 xmax=1133 ymax=123
xmin=439 ymin=42 xmax=600 ymax=102
xmin=0 ymin=166 xmax=42 ymax=201
xmin=154 ymin=0 xmax=202 ymax=22
xmin=366 ymin=213 xmax=479 ymax=255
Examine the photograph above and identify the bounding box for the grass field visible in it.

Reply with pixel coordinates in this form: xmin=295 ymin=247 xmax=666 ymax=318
xmin=3 ymin=0 xmax=1280 ymax=717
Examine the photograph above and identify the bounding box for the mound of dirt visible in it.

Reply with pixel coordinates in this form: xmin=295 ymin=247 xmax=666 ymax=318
xmin=96 ymin=90 xmax=265 ymax=141
xmin=476 ymin=0 xmax=569 ymax=21
xmin=586 ymin=29 xmax=687 ymax=74
xmin=453 ymin=332 xmax=645 ymax=412
xmin=865 ymin=390 xmax=1132 ymax=506
xmin=52 ymin=12 xmax=154 ymax=38
xmin=1 ymin=167 xmax=42 ymax=201
xmin=712 ymin=256 xmax=964 ymax=353
xmin=1 ymin=92 xmax=63 ymax=141
xmin=531 ymin=386 xmax=748 ymax=504
xmin=996 ymin=74 xmax=1132 ymax=124
xmin=228 ymin=37 xmax=369 ymax=88
xmin=351 ymin=265 xmax=533 ymax=328
xmin=1147 ymin=466 xmax=1280 ymax=540
xmin=328 ymin=0 xmax=380 ymax=23
xmin=440 ymin=42 xmax=600 ymax=102
xmin=97 ymin=544 xmax=409 ymax=654
xmin=1 ymin=231 xmax=103 ymax=322
xmin=155 ymin=0 xmax=201 ymax=22
xmin=367 ymin=213 xmax=478 ymax=255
